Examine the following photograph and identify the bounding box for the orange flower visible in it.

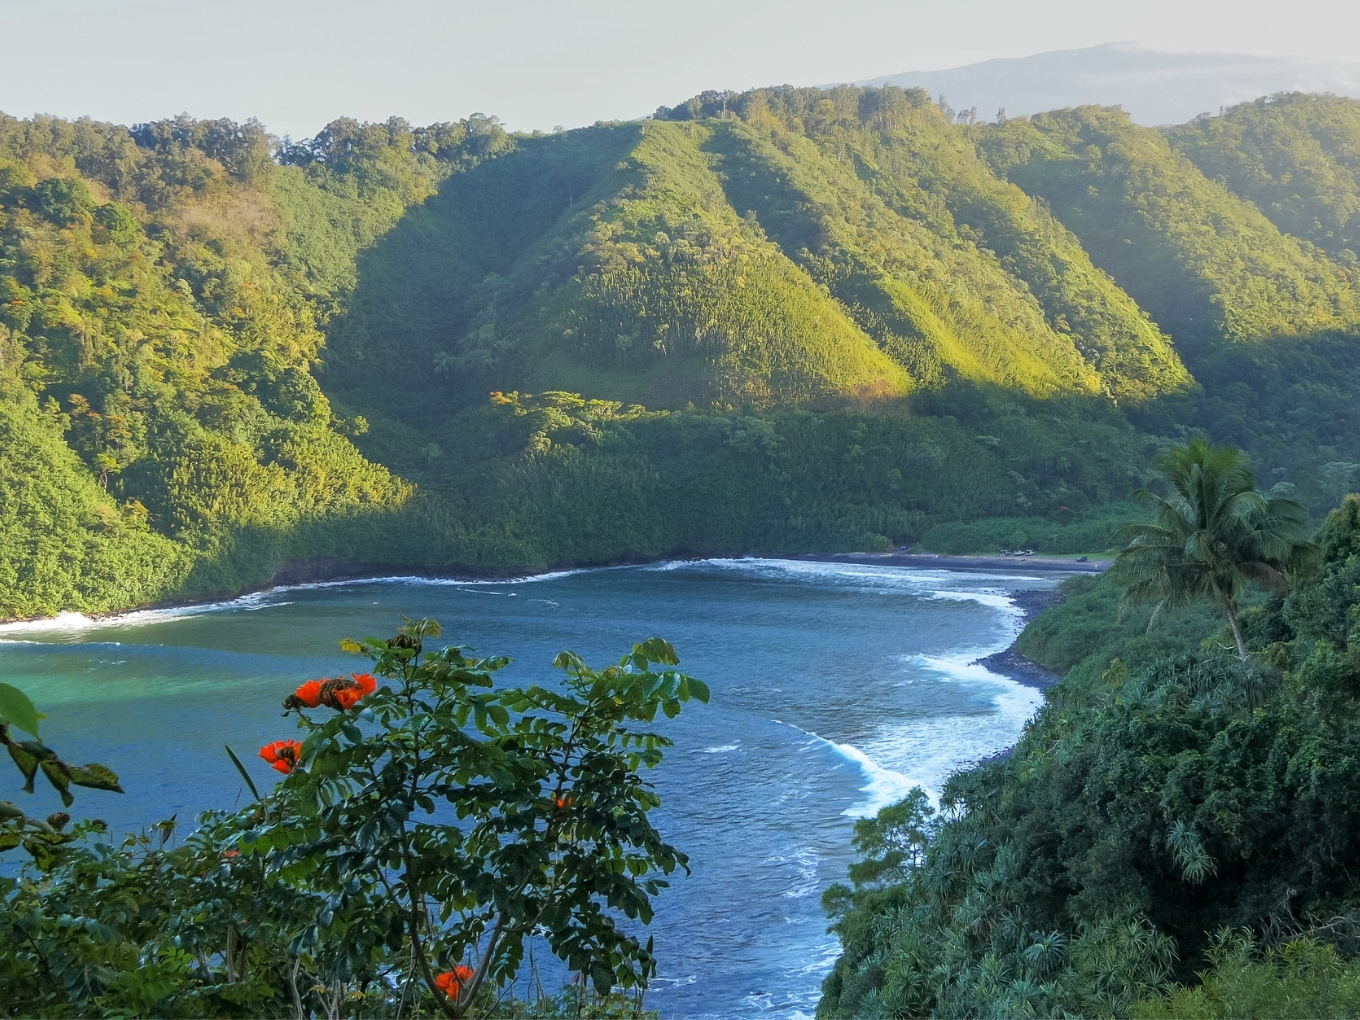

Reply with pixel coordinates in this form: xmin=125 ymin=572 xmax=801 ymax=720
xmin=434 ymin=964 xmax=476 ymax=999
xmin=352 ymin=673 xmax=377 ymax=696
xmin=292 ymin=680 xmax=325 ymax=708
xmin=283 ymin=673 xmax=380 ymax=713
xmin=333 ymin=672 xmax=378 ymax=710
xmin=259 ymin=739 xmax=303 ymax=774
xmin=333 ymin=687 xmax=361 ymax=711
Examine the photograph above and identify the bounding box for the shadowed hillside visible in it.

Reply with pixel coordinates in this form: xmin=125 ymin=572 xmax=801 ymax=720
xmin=1166 ymin=93 xmax=1360 ymax=262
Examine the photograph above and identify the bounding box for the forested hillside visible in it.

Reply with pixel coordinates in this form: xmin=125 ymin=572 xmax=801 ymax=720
xmin=3 ymin=89 xmax=1360 ymax=619
xmin=819 ymin=490 xmax=1360 ymax=1018
xmin=1166 ymin=93 xmax=1360 ymax=263
xmin=0 ymin=115 xmax=424 ymax=616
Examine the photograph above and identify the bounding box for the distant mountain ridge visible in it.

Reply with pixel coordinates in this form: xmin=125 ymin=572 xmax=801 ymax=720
xmin=855 ymin=43 xmax=1360 ymax=126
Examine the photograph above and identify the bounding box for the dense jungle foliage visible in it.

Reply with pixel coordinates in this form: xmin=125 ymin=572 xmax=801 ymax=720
xmin=4 ymin=88 xmax=1360 ymax=619
xmin=818 ymin=479 xmax=1360 ymax=1018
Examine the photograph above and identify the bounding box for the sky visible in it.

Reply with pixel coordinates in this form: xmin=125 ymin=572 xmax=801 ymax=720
xmin=2 ymin=0 xmax=1358 ymax=139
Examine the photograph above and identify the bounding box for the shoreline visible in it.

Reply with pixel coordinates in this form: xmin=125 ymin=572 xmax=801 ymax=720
xmin=955 ymin=587 xmax=1069 ymax=772
xmin=975 ymin=587 xmax=1066 ymax=691
xmin=0 ymin=549 xmax=1104 ymax=629
xmin=801 ymin=551 xmax=1110 ymax=573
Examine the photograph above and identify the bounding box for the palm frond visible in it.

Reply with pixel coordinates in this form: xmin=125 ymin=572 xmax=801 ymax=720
xmin=1113 ymin=439 xmax=1316 ymax=657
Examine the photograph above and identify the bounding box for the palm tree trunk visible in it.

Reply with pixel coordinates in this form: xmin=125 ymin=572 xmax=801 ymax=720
xmin=1225 ymin=601 xmax=1248 ymax=661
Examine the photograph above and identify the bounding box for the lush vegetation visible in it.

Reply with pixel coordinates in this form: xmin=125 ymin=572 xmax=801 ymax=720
xmin=0 ymin=114 xmax=420 ymax=617
xmin=819 ymin=447 xmax=1360 ymax=1017
xmin=979 ymin=105 xmax=1360 ymax=354
xmin=0 ymin=621 xmax=705 ymax=1017
xmin=919 ymin=502 xmax=1137 ymax=556
xmin=4 ymin=92 xmax=1360 ymax=621
xmin=1113 ymin=438 xmax=1314 ymax=659
xmin=1166 ymin=93 xmax=1360 ymax=264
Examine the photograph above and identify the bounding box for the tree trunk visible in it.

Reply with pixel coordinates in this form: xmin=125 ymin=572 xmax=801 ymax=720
xmin=1225 ymin=601 xmax=1248 ymax=661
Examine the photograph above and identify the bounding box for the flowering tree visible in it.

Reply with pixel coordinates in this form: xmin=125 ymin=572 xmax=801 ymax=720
xmin=0 ymin=623 xmax=703 ymax=1017
xmin=248 ymin=617 xmax=708 ymax=1017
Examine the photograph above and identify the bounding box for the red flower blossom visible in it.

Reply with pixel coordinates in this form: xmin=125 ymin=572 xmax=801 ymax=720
xmin=434 ymin=964 xmax=476 ymax=999
xmin=352 ymin=673 xmax=377 ymax=696
xmin=333 ymin=672 xmax=378 ymax=710
xmin=283 ymin=673 xmax=380 ymax=713
xmin=292 ymin=679 xmax=325 ymax=708
xmin=259 ymin=739 xmax=303 ymax=774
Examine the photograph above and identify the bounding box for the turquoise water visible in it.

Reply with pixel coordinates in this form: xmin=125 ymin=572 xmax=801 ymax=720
xmin=0 ymin=558 xmax=1058 ymax=1018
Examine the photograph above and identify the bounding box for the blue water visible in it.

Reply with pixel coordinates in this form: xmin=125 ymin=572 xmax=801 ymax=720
xmin=0 ymin=558 xmax=1058 ymax=1018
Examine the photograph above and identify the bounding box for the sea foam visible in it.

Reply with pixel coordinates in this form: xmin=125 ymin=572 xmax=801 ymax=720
xmin=0 ymin=569 xmax=590 ymax=639
xmin=781 ymin=721 xmax=931 ymax=817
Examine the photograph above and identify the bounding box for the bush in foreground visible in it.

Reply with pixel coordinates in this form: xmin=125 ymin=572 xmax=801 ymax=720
xmin=0 ymin=620 xmax=705 ymax=1018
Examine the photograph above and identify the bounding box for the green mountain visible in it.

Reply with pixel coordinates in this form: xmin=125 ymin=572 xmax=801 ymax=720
xmin=3 ymin=90 xmax=1360 ymax=619
xmin=323 ymin=88 xmax=1190 ymax=420
xmin=322 ymin=118 xmax=912 ymax=414
xmin=978 ymin=105 xmax=1360 ymax=353
xmin=1165 ymin=93 xmax=1360 ymax=263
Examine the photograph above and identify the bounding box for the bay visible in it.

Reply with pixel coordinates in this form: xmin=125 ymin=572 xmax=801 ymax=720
xmin=0 ymin=557 xmax=1060 ymax=1018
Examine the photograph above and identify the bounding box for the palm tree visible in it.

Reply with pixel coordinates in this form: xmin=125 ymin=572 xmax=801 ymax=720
xmin=1114 ymin=439 xmax=1315 ymax=660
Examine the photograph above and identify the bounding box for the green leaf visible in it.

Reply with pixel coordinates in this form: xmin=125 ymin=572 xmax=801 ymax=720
xmin=553 ymin=650 xmax=588 ymax=673
xmin=6 ymin=741 xmax=39 ymax=793
xmin=0 ymin=683 xmax=44 ymax=738
xmin=636 ymin=637 xmax=680 ymax=666
xmin=225 ymin=744 xmax=262 ymax=802
xmin=40 ymin=760 xmax=74 ymax=807
xmin=68 ymin=762 xmax=124 ymax=793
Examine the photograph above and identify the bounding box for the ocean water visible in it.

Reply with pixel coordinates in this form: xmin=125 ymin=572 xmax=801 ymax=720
xmin=0 ymin=558 xmax=1059 ymax=1018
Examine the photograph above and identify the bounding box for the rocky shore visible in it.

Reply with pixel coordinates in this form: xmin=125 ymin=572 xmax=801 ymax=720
xmin=975 ymin=587 xmax=1067 ymax=690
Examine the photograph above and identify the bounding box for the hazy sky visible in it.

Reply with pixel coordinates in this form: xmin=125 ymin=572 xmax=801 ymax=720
xmin=2 ymin=0 xmax=1357 ymax=138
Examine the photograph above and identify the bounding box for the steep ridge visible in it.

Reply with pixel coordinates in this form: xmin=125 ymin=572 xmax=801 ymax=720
xmin=324 ymin=88 xmax=1197 ymax=427
xmin=666 ymin=87 xmax=1190 ymax=402
xmin=977 ymin=106 xmax=1360 ymax=354
xmin=1165 ymin=93 xmax=1360 ymax=262
xmin=702 ymin=115 xmax=1101 ymax=397
xmin=325 ymin=120 xmax=911 ymax=416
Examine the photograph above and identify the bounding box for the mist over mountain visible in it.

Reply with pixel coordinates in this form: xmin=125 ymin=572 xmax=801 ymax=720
xmin=856 ymin=43 xmax=1360 ymax=125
